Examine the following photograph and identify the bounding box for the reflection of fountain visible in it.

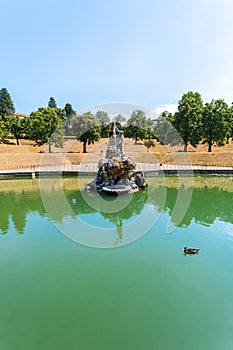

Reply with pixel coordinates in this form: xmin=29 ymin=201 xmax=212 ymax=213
xmin=86 ymin=122 xmax=147 ymax=194
xmin=99 ymin=189 xmax=148 ymax=246
xmin=114 ymin=219 xmax=123 ymax=246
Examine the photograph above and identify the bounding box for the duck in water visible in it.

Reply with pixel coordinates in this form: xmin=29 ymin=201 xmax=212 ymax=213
xmin=184 ymin=247 xmax=200 ymax=255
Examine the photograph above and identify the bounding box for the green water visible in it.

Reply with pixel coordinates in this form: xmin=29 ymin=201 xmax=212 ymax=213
xmin=0 ymin=176 xmax=233 ymax=350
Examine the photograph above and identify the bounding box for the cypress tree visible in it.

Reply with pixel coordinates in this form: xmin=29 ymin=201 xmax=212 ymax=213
xmin=48 ymin=97 xmax=57 ymax=108
xmin=0 ymin=88 xmax=15 ymax=120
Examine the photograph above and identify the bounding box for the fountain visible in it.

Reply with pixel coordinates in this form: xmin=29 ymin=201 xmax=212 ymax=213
xmin=86 ymin=122 xmax=147 ymax=194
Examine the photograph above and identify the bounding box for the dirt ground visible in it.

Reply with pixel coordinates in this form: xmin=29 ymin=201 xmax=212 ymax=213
xmin=0 ymin=138 xmax=232 ymax=170
xmin=150 ymin=140 xmax=233 ymax=166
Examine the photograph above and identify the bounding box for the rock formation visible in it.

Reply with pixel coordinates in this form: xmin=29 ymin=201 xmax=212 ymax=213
xmin=86 ymin=125 xmax=147 ymax=194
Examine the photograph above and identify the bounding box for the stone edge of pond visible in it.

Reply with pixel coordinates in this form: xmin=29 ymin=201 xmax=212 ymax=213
xmin=0 ymin=163 xmax=233 ymax=179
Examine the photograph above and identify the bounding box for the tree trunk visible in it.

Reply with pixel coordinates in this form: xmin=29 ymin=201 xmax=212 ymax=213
xmin=184 ymin=143 xmax=187 ymax=152
xmin=15 ymin=135 xmax=20 ymax=145
xmin=208 ymin=143 xmax=212 ymax=152
xmin=83 ymin=140 xmax=87 ymax=153
xmin=48 ymin=141 xmax=52 ymax=153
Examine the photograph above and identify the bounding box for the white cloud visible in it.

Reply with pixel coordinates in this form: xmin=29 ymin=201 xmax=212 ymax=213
xmin=146 ymin=104 xmax=178 ymax=120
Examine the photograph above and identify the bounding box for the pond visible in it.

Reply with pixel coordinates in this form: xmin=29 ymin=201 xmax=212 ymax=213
xmin=0 ymin=175 xmax=233 ymax=350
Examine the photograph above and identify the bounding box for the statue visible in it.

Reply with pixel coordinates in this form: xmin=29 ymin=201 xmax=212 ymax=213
xmin=116 ymin=130 xmax=124 ymax=157
xmin=113 ymin=121 xmax=124 ymax=157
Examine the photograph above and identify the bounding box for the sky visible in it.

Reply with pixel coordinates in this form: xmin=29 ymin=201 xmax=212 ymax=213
xmin=1 ymin=0 xmax=233 ymax=115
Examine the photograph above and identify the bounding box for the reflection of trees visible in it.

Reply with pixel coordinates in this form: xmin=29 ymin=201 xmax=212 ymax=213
xmin=63 ymin=189 xmax=148 ymax=222
xmin=12 ymin=210 xmax=27 ymax=234
xmin=0 ymin=178 xmax=232 ymax=235
xmin=155 ymin=186 xmax=233 ymax=227
xmin=190 ymin=186 xmax=233 ymax=226
xmin=44 ymin=185 xmax=233 ymax=229
xmin=0 ymin=189 xmax=46 ymax=235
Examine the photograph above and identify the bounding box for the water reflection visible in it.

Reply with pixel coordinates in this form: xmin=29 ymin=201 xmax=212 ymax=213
xmin=0 ymin=177 xmax=232 ymax=236
xmin=96 ymin=190 xmax=148 ymax=245
xmin=0 ymin=180 xmax=46 ymax=234
xmin=162 ymin=184 xmax=233 ymax=227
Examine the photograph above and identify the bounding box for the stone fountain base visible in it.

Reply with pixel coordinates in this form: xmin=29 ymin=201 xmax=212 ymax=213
xmin=86 ymin=154 xmax=147 ymax=194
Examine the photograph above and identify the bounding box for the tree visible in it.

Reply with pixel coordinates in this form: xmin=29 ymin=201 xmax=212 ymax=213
xmin=228 ymin=104 xmax=233 ymax=140
xmin=64 ymin=103 xmax=76 ymax=135
xmin=173 ymin=91 xmax=203 ymax=151
xmin=95 ymin=111 xmax=110 ymax=126
xmin=202 ymin=99 xmax=230 ymax=152
xmin=144 ymin=139 xmax=156 ymax=152
xmin=5 ymin=115 xmax=25 ymax=145
xmin=27 ymin=108 xmax=62 ymax=151
xmin=0 ymin=88 xmax=15 ymax=120
xmin=0 ymin=117 xmax=7 ymax=140
xmin=48 ymin=125 xmax=64 ymax=153
xmin=55 ymin=107 xmax=66 ymax=121
xmin=38 ymin=106 xmax=66 ymax=121
xmin=71 ymin=112 xmax=101 ymax=153
xmin=114 ymin=114 xmax=126 ymax=126
xmin=125 ymin=110 xmax=151 ymax=144
xmin=154 ymin=111 xmax=181 ymax=145
xmin=95 ymin=111 xmax=111 ymax=137
xmin=48 ymin=97 xmax=57 ymax=109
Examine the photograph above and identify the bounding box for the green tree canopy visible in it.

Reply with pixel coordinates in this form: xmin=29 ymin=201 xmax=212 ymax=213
xmin=27 ymin=107 xmax=62 ymax=147
xmin=55 ymin=107 xmax=67 ymax=121
xmin=39 ymin=105 xmax=66 ymax=121
xmin=202 ymin=99 xmax=230 ymax=152
xmin=95 ymin=111 xmax=111 ymax=137
xmin=173 ymin=91 xmax=203 ymax=151
xmin=0 ymin=88 xmax=15 ymax=120
xmin=48 ymin=126 xmax=64 ymax=152
xmin=125 ymin=109 xmax=151 ymax=143
xmin=144 ymin=138 xmax=156 ymax=151
xmin=48 ymin=97 xmax=57 ymax=109
xmin=154 ymin=111 xmax=181 ymax=145
xmin=114 ymin=114 xmax=126 ymax=126
xmin=71 ymin=112 xmax=101 ymax=153
xmin=95 ymin=111 xmax=110 ymax=126
xmin=228 ymin=104 xmax=233 ymax=139
xmin=0 ymin=117 xmax=7 ymax=140
xmin=5 ymin=115 xmax=26 ymax=145
xmin=64 ymin=103 xmax=76 ymax=117
xmin=63 ymin=103 xmax=76 ymax=135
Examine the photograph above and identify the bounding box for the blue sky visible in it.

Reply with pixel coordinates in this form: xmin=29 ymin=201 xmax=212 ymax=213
xmin=1 ymin=0 xmax=233 ymax=114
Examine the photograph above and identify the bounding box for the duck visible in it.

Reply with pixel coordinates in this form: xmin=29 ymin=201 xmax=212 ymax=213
xmin=183 ymin=247 xmax=200 ymax=255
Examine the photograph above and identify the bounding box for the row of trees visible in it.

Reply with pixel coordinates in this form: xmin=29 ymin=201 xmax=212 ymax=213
xmin=0 ymin=88 xmax=233 ymax=153
xmin=0 ymin=90 xmax=76 ymax=149
xmin=0 ymin=88 xmax=150 ymax=153
xmin=155 ymin=91 xmax=233 ymax=152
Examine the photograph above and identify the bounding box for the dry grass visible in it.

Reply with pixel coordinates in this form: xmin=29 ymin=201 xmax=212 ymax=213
xmin=0 ymin=138 xmax=102 ymax=170
xmin=0 ymin=137 xmax=232 ymax=170
xmin=149 ymin=140 xmax=233 ymax=167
